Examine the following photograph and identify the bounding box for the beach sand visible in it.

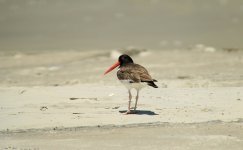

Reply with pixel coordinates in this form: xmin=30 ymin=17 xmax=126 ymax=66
xmin=0 ymin=49 xmax=243 ymax=149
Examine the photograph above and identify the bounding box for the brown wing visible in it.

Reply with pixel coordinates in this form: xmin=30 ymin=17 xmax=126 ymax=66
xmin=117 ymin=63 xmax=154 ymax=83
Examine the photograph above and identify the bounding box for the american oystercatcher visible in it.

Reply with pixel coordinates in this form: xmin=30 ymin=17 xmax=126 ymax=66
xmin=104 ymin=54 xmax=158 ymax=114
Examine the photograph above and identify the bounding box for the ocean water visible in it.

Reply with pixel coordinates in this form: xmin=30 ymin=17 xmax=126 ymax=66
xmin=0 ymin=0 xmax=243 ymax=51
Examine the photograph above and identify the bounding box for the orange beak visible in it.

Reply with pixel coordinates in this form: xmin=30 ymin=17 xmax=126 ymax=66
xmin=104 ymin=61 xmax=120 ymax=75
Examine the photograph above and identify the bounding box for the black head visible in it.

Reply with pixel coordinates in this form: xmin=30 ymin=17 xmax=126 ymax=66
xmin=118 ymin=54 xmax=134 ymax=66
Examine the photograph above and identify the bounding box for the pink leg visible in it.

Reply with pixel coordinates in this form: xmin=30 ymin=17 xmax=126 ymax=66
xmin=134 ymin=89 xmax=139 ymax=111
xmin=124 ymin=89 xmax=132 ymax=114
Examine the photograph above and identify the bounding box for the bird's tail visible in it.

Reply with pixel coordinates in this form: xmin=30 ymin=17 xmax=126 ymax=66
xmin=147 ymin=81 xmax=158 ymax=88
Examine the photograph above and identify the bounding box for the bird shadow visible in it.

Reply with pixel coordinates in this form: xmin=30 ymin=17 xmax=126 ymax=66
xmin=119 ymin=110 xmax=158 ymax=115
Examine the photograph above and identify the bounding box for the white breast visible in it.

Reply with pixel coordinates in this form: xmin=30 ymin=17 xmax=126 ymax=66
xmin=120 ymin=80 xmax=146 ymax=90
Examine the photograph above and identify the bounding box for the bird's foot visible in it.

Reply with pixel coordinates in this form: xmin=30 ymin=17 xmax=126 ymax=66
xmin=123 ymin=110 xmax=132 ymax=115
xmin=123 ymin=110 xmax=137 ymax=115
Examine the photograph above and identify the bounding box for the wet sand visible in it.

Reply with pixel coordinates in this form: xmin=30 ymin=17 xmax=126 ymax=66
xmin=1 ymin=122 xmax=243 ymax=150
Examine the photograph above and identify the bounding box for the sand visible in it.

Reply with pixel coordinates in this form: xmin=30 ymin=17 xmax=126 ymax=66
xmin=0 ymin=85 xmax=243 ymax=131
xmin=0 ymin=49 xmax=243 ymax=149
xmin=1 ymin=123 xmax=243 ymax=150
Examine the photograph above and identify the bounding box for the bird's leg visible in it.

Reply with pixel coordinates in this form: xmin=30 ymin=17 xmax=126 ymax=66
xmin=124 ymin=89 xmax=132 ymax=114
xmin=134 ymin=89 xmax=139 ymax=112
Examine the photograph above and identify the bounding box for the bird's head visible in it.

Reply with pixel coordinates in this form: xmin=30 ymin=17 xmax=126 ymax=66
xmin=104 ymin=54 xmax=133 ymax=75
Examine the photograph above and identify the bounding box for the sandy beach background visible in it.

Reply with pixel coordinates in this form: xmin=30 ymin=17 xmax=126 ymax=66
xmin=1 ymin=49 xmax=243 ymax=149
xmin=1 ymin=0 xmax=243 ymax=149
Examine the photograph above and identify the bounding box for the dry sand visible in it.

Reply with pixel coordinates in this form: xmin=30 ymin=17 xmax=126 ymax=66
xmin=0 ymin=85 xmax=243 ymax=131
xmin=0 ymin=49 xmax=243 ymax=149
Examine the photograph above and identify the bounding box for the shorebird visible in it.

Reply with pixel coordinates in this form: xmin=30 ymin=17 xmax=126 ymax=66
xmin=104 ymin=54 xmax=158 ymax=114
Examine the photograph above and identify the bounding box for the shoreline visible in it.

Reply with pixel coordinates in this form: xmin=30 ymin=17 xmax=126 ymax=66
xmin=1 ymin=121 xmax=243 ymax=150
xmin=1 ymin=119 xmax=243 ymax=134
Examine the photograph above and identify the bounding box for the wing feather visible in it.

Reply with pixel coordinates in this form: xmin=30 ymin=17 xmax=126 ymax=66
xmin=117 ymin=64 xmax=154 ymax=83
